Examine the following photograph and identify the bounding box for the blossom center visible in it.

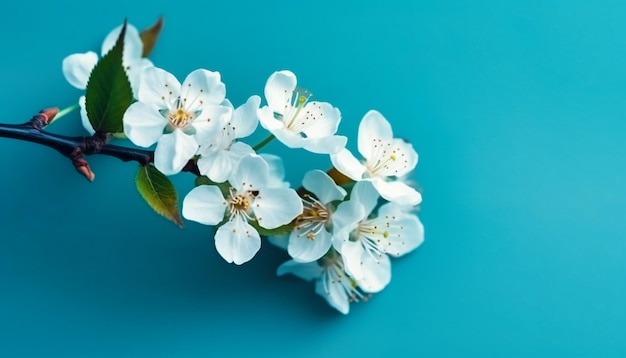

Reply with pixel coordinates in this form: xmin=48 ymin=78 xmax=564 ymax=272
xmin=279 ymin=88 xmax=321 ymax=135
xmin=230 ymin=193 xmax=250 ymax=212
xmin=295 ymin=194 xmax=331 ymax=240
xmin=365 ymin=139 xmax=410 ymax=178
xmin=169 ymin=108 xmax=195 ymax=128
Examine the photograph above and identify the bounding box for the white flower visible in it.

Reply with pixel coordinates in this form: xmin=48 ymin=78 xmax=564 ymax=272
xmin=277 ymin=250 xmax=370 ymax=314
xmin=330 ymin=110 xmax=422 ymax=206
xmin=196 ymin=96 xmax=260 ymax=183
xmin=123 ymin=66 xmax=231 ymax=175
xmin=333 ymin=181 xmax=424 ymax=293
xmin=287 ymin=170 xmax=347 ymax=263
xmin=258 ymin=70 xmax=347 ymax=154
xmin=182 ymin=155 xmax=303 ymax=265
xmin=62 ymin=23 xmax=154 ymax=134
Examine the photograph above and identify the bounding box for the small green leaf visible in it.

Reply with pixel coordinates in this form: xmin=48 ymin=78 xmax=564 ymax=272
xmin=136 ymin=164 xmax=183 ymax=227
xmin=140 ymin=16 xmax=164 ymax=58
xmin=85 ymin=20 xmax=133 ymax=134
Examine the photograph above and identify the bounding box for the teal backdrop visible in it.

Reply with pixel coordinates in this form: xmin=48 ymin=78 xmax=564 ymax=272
xmin=1 ymin=0 xmax=625 ymax=356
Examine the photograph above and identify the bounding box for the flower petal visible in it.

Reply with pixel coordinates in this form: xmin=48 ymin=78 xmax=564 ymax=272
xmin=123 ymin=102 xmax=168 ymax=147
xmin=126 ymin=57 xmax=154 ymax=98
xmin=267 ymin=234 xmax=289 ymax=250
xmin=301 ymin=102 xmax=341 ymax=138
xmin=264 ymin=70 xmax=297 ymax=116
xmin=330 ymin=149 xmax=366 ymax=181
xmin=214 ymin=217 xmax=261 ymax=265
xmin=182 ymin=185 xmax=228 ymax=225
xmin=154 ymin=130 xmax=199 ymax=175
xmin=180 ymin=69 xmax=226 ymax=110
xmin=358 ymin=253 xmax=391 ymax=293
xmin=288 ymin=227 xmax=333 ymax=263
xmin=101 ymin=23 xmax=143 ymax=60
xmin=277 ymin=259 xmax=323 ymax=281
xmin=315 ymin=271 xmax=349 ymax=314
xmin=78 ymin=96 xmax=95 ymax=135
xmin=302 ymin=170 xmax=346 ymax=204
xmin=260 ymin=154 xmax=289 ymax=188
xmin=232 ymin=95 xmax=260 ymax=138
xmin=229 ymin=155 xmax=269 ymax=192
xmin=377 ymin=203 xmax=424 ymax=257
xmin=192 ymin=104 xmax=231 ymax=144
xmin=302 ymin=135 xmax=347 ymax=154
xmin=370 ymin=178 xmax=422 ymax=206
xmin=257 ymin=106 xmax=285 ymax=133
xmin=358 ymin=110 xmax=394 ymax=160
xmin=253 ymin=187 xmax=303 ymax=229
xmin=339 ymin=240 xmax=365 ymax=280
xmin=62 ymin=52 xmax=98 ymax=90
xmin=138 ymin=66 xmax=181 ymax=108
xmin=350 ymin=180 xmax=379 ymax=217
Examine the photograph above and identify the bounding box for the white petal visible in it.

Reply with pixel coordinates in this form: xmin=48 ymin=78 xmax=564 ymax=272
xmin=232 ymin=95 xmax=260 ymax=138
xmin=377 ymin=203 xmax=424 ymax=257
xmin=197 ymin=150 xmax=233 ymax=183
xmin=277 ymin=259 xmax=323 ymax=281
xmin=101 ymin=23 xmax=143 ymax=60
xmin=301 ymin=102 xmax=341 ymax=138
xmin=271 ymin=126 xmax=309 ymax=149
xmin=339 ymin=240 xmax=365 ymax=280
xmin=229 ymin=154 xmax=269 ymax=192
xmin=302 ymin=170 xmax=346 ymax=204
xmin=331 ymin=199 xmax=365 ymax=239
xmin=62 ymin=52 xmax=98 ymax=90
xmin=192 ymin=104 xmax=231 ymax=144
xmin=358 ymin=253 xmax=391 ymax=293
xmin=126 ymin=58 xmax=154 ymax=98
xmin=358 ymin=110 xmax=394 ymax=160
xmin=182 ymin=185 xmax=228 ymax=225
xmin=253 ymin=187 xmax=303 ymax=229
xmin=370 ymin=178 xmax=422 ymax=206
xmin=350 ymin=181 xmax=380 ymax=217
xmin=138 ymin=67 xmax=181 ymax=108
xmin=180 ymin=69 xmax=226 ymax=110
xmin=123 ymin=102 xmax=168 ymax=147
xmin=315 ymin=272 xmax=349 ymax=314
xmin=330 ymin=149 xmax=365 ymax=181
xmin=373 ymin=138 xmax=419 ymax=178
xmin=257 ymin=106 xmax=285 ymax=133
xmin=78 ymin=96 xmax=95 ymax=135
xmin=214 ymin=217 xmax=261 ymax=265
xmin=288 ymin=228 xmax=332 ymax=263
xmin=267 ymin=234 xmax=289 ymax=250
xmin=154 ymin=130 xmax=198 ymax=175
xmin=302 ymin=135 xmax=347 ymax=154
xmin=264 ymin=70 xmax=297 ymax=116
xmin=260 ymin=154 xmax=289 ymax=188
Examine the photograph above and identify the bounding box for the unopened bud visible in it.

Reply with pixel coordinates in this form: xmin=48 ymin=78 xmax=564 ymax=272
xmin=76 ymin=165 xmax=96 ymax=182
xmin=39 ymin=107 xmax=59 ymax=125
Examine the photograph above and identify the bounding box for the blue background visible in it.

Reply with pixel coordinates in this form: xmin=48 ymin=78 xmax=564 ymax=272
xmin=1 ymin=0 xmax=625 ymax=356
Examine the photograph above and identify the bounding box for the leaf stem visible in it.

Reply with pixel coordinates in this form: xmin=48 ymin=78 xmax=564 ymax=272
xmin=252 ymin=134 xmax=275 ymax=152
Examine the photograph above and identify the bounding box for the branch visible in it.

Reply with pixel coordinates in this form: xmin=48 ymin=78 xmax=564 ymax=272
xmin=0 ymin=108 xmax=199 ymax=180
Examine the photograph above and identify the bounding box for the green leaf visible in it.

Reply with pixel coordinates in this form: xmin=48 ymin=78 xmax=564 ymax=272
xmin=140 ymin=16 xmax=164 ymax=58
xmin=85 ymin=20 xmax=133 ymax=134
xmin=136 ymin=164 xmax=183 ymax=227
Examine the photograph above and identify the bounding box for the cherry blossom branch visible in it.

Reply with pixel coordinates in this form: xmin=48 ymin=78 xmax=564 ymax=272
xmin=0 ymin=108 xmax=199 ymax=180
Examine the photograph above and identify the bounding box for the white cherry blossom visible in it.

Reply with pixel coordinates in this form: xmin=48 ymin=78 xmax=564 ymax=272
xmin=182 ymin=155 xmax=303 ymax=265
xmin=196 ymin=96 xmax=260 ymax=183
xmin=287 ymin=170 xmax=347 ymax=263
xmin=277 ymin=250 xmax=371 ymax=314
xmin=258 ymin=70 xmax=346 ymax=154
xmin=333 ymin=181 xmax=424 ymax=293
xmin=330 ymin=110 xmax=422 ymax=206
xmin=123 ymin=66 xmax=231 ymax=175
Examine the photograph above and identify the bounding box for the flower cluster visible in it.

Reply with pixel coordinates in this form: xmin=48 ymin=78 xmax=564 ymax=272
xmin=62 ymin=22 xmax=424 ymax=314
